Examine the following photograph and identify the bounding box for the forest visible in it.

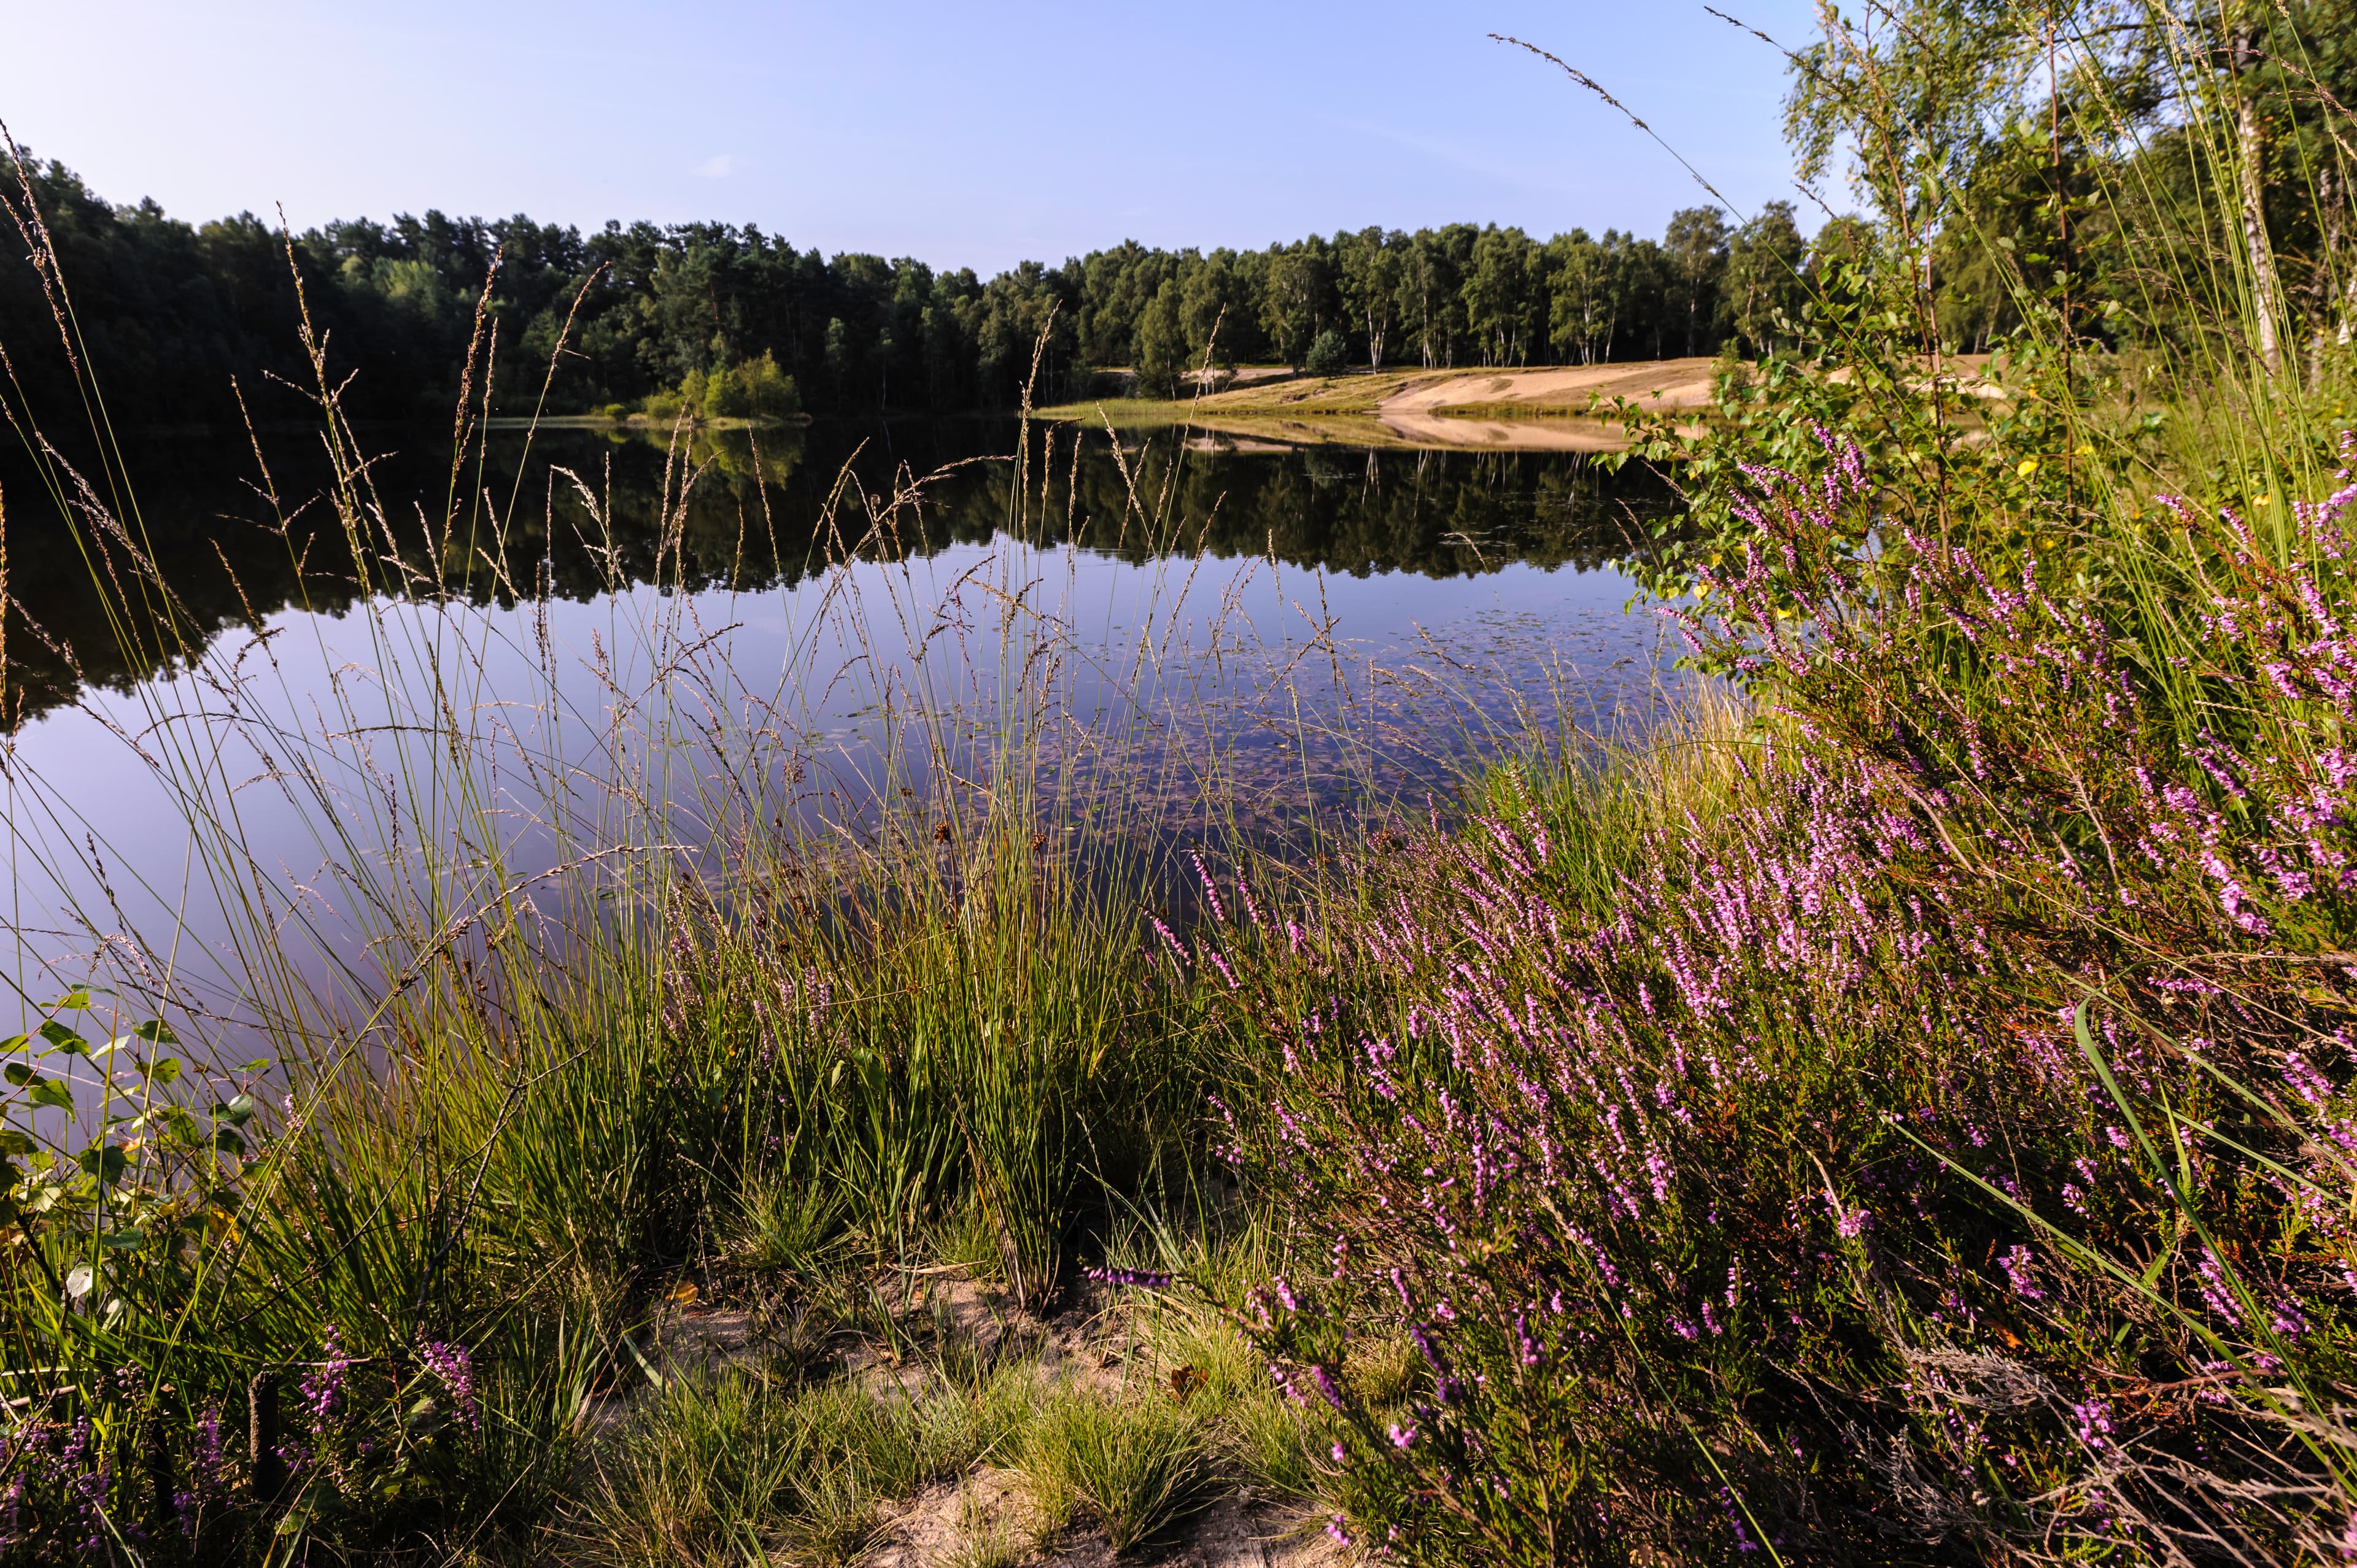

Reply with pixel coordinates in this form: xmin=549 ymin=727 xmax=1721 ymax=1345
xmin=9 ymin=2 xmax=2357 ymax=433
xmin=0 ymin=154 xmax=1821 ymax=427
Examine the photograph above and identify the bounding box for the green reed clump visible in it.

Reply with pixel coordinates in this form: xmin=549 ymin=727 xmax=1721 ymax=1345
xmin=646 ymin=818 xmax=1217 ymax=1300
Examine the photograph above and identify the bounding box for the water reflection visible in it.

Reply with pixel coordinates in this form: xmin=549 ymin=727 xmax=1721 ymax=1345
xmin=0 ymin=419 xmax=1671 ymax=725
xmin=0 ymin=417 xmax=1690 ymax=1033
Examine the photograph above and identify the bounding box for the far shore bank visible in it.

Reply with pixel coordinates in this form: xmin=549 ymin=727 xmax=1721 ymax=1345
xmin=1039 ymin=359 xmax=1721 ymax=451
xmin=1039 ymin=353 xmax=2011 ymax=451
xmin=481 ymin=411 xmax=814 ymax=431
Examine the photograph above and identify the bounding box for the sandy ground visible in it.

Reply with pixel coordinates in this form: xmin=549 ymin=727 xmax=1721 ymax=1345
xmin=1155 ymin=353 xmax=2002 ymax=450
xmin=870 ymin=1475 xmax=1345 ymax=1568
xmin=1142 ymin=360 xmax=1721 ymax=452
xmin=1182 ymin=409 xmax=1644 ymax=453
xmin=1379 ymin=359 xmax=1720 ymax=416
xmin=609 ymin=1280 xmax=1355 ymax=1566
xmin=1370 ymin=360 xmax=1713 ymax=449
xmin=1183 ymin=365 xmax=1303 ymax=390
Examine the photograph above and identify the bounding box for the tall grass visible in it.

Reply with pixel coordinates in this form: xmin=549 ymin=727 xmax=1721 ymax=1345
xmin=0 ymin=161 xmax=1420 ymax=1556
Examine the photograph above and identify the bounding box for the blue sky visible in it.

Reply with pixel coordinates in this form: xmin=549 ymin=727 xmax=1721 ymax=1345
xmin=0 ymin=1 xmax=1828 ymax=273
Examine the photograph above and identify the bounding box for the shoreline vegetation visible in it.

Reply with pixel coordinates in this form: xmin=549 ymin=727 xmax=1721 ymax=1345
xmin=15 ymin=2 xmax=2357 ymax=1565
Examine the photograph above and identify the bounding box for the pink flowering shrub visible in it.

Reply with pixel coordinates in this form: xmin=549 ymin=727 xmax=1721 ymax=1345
xmin=1202 ymin=438 xmax=2357 ymax=1564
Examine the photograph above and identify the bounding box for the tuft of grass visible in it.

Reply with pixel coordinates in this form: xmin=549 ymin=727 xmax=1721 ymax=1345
xmin=725 ymin=1170 xmax=850 ymax=1276
xmin=578 ymin=1355 xmax=1037 ymax=1564
xmin=1096 ymin=1203 xmax=1349 ymax=1502
xmin=1017 ymin=1385 xmax=1213 ymax=1551
xmin=929 ymin=1193 xmax=1012 ymax=1284
xmin=778 ymin=1464 xmax=885 ymax=1567
xmin=579 ymin=1367 xmax=808 ymax=1567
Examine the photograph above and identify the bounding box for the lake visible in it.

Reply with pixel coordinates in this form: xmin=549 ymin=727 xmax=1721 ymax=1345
xmin=0 ymin=415 xmax=1689 ymax=1027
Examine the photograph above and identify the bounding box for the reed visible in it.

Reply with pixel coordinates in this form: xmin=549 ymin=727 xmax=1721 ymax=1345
xmin=0 ymin=160 xmax=1388 ymax=1557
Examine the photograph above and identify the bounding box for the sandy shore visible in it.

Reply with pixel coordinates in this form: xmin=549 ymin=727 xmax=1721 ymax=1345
xmin=1379 ymin=360 xmax=1717 ymax=415
xmin=1054 ymin=360 xmax=1720 ymax=450
xmin=1052 ymin=354 xmax=2001 ymax=450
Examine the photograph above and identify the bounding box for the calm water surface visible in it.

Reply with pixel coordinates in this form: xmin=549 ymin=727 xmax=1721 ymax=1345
xmin=0 ymin=417 xmax=1688 ymax=1024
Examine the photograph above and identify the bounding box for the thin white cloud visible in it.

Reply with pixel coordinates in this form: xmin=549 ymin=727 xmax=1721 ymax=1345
xmin=694 ymin=154 xmax=733 ymax=179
